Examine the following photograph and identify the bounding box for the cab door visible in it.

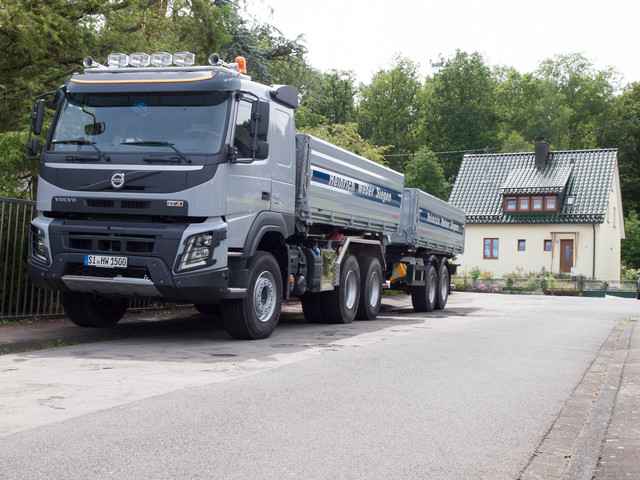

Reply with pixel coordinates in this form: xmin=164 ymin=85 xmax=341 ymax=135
xmin=225 ymin=97 xmax=271 ymax=247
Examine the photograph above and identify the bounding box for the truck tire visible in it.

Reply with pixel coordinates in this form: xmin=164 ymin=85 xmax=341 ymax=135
xmin=301 ymin=293 xmax=326 ymax=323
xmin=222 ymin=251 xmax=282 ymax=340
xmin=411 ymin=264 xmax=437 ymax=313
xmin=435 ymin=264 xmax=450 ymax=310
xmin=323 ymin=254 xmax=360 ymax=324
xmin=61 ymin=291 xmax=128 ymax=328
xmin=356 ymin=257 xmax=382 ymax=320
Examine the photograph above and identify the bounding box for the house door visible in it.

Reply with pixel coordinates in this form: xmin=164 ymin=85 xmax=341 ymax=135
xmin=560 ymin=239 xmax=574 ymax=273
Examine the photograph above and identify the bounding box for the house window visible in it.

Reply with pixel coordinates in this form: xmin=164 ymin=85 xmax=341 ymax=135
xmin=518 ymin=196 xmax=530 ymax=211
xmin=484 ymin=238 xmax=499 ymax=259
xmin=544 ymin=239 xmax=552 ymax=251
xmin=518 ymin=239 xmax=526 ymax=251
xmin=532 ymin=196 xmax=543 ymax=211
xmin=505 ymin=196 xmax=517 ymax=212
xmin=545 ymin=196 xmax=557 ymax=211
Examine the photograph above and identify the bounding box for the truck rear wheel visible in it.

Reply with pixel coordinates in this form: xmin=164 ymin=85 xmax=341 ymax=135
xmin=411 ymin=264 xmax=437 ymax=313
xmin=61 ymin=291 xmax=128 ymax=328
xmin=435 ymin=264 xmax=450 ymax=310
xmin=356 ymin=257 xmax=382 ymax=320
xmin=323 ymin=254 xmax=360 ymax=324
xmin=222 ymin=251 xmax=282 ymax=340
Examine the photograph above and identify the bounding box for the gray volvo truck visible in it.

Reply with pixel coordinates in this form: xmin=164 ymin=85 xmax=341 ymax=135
xmin=26 ymin=52 xmax=465 ymax=339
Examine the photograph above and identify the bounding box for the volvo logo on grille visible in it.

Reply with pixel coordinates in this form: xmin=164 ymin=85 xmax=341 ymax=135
xmin=111 ymin=172 xmax=125 ymax=190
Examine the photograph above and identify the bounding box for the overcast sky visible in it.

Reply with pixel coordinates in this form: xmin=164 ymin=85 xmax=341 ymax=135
xmin=245 ymin=0 xmax=640 ymax=86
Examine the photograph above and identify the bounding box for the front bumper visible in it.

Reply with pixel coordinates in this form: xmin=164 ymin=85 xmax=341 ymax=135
xmin=28 ymin=253 xmax=230 ymax=302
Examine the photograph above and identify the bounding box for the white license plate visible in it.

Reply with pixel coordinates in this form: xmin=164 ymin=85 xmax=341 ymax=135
xmin=84 ymin=254 xmax=128 ymax=269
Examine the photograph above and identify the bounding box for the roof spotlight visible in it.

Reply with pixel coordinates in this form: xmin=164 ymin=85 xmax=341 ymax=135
xmin=108 ymin=53 xmax=129 ymax=68
xmin=130 ymin=52 xmax=151 ymax=67
xmin=151 ymin=52 xmax=172 ymax=67
xmin=174 ymin=52 xmax=195 ymax=67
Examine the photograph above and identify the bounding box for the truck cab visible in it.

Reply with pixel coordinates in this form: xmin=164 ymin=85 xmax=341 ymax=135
xmin=28 ymin=52 xmax=299 ymax=338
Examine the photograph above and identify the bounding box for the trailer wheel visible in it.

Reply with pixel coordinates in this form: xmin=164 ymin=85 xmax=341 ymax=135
xmin=301 ymin=293 xmax=326 ymax=323
xmin=323 ymin=254 xmax=360 ymax=324
xmin=356 ymin=257 xmax=382 ymax=320
xmin=61 ymin=292 xmax=128 ymax=328
xmin=222 ymin=251 xmax=282 ymax=340
xmin=435 ymin=264 xmax=450 ymax=310
xmin=411 ymin=264 xmax=437 ymax=313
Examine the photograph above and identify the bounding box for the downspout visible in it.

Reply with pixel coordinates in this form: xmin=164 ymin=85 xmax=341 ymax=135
xmin=592 ymin=223 xmax=596 ymax=279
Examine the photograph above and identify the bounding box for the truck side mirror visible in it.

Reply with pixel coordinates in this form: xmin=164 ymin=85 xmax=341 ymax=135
xmin=32 ymin=100 xmax=46 ymax=136
xmin=27 ymin=138 xmax=40 ymax=157
xmin=254 ymin=141 xmax=269 ymax=160
xmin=250 ymin=101 xmax=269 ymax=138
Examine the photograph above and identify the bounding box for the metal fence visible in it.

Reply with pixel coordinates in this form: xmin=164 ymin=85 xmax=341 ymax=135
xmin=0 ymin=197 xmax=63 ymax=319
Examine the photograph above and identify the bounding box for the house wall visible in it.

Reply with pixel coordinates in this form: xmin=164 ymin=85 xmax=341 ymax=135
xmin=456 ymin=222 xmax=620 ymax=279
xmin=595 ymin=166 xmax=625 ymax=280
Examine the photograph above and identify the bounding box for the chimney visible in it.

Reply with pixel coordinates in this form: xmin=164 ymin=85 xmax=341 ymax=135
xmin=535 ymin=138 xmax=549 ymax=167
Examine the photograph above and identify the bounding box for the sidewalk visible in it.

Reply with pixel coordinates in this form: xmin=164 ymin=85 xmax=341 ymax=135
xmin=0 ymin=302 xmax=305 ymax=355
xmin=522 ymin=318 xmax=639 ymax=479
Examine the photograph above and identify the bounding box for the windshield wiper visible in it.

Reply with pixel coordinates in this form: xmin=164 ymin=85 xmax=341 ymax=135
xmin=120 ymin=140 xmax=192 ymax=164
xmin=50 ymin=140 xmax=110 ymax=161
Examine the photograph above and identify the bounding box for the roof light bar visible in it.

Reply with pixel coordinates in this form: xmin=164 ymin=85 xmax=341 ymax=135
xmin=108 ymin=53 xmax=129 ymax=68
xmin=151 ymin=52 xmax=172 ymax=67
xmin=174 ymin=52 xmax=195 ymax=67
xmin=129 ymin=52 xmax=150 ymax=67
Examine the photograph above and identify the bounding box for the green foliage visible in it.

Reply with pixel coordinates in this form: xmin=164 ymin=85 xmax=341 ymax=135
xmin=296 ymin=70 xmax=356 ymax=128
xmin=358 ymin=57 xmax=422 ymax=169
xmin=0 ymin=129 xmax=34 ymax=198
xmin=404 ymin=149 xmax=449 ymax=200
xmin=420 ymin=51 xmax=498 ymax=181
xmin=300 ymin=123 xmax=389 ymax=166
xmin=621 ymin=210 xmax=640 ymax=269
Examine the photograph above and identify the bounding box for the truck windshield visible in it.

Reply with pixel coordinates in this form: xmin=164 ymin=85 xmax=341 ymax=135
xmin=49 ymin=91 xmax=229 ymax=156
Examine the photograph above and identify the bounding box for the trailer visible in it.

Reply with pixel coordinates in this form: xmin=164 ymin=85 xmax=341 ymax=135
xmin=26 ymin=51 xmax=465 ymax=339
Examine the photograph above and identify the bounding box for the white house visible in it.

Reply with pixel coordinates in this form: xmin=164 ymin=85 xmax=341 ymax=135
xmin=449 ymin=143 xmax=625 ymax=280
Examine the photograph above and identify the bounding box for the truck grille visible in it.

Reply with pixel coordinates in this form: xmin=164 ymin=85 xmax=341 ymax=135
xmin=68 ymin=233 xmax=155 ymax=254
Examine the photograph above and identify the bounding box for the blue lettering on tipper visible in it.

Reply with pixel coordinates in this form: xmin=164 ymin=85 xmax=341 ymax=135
xmin=312 ymin=167 xmax=401 ymax=207
xmin=419 ymin=209 xmax=464 ymax=236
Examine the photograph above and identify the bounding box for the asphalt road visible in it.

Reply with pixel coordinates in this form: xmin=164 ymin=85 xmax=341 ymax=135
xmin=0 ymin=293 xmax=637 ymax=479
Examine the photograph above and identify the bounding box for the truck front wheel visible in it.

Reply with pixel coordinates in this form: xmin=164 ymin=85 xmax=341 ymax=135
xmin=61 ymin=292 xmax=128 ymax=328
xmin=356 ymin=257 xmax=382 ymax=320
xmin=323 ymin=254 xmax=360 ymax=324
xmin=411 ymin=264 xmax=437 ymax=313
xmin=222 ymin=251 xmax=282 ymax=340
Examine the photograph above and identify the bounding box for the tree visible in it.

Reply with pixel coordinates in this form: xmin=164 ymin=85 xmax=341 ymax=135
xmin=535 ymin=53 xmax=619 ymax=150
xmin=358 ymin=57 xmax=422 ymax=169
xmin=300 ymin=123 xmax=389 ymax=166
xmin=404 ymin=149 xmax=449 ymax=200
xmin=621 ymin=210 xmax=640 ymax=269
xmin=604 ymin=82 xmax=640 ymax=214
xmin=420 ymin=51 xmax=498 ymax=182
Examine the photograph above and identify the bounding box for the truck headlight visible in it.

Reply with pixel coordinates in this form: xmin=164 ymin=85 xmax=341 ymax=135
xmin=30 ymin=225 xmax=49 ymax=264
xmin=179 ymin=232 xmax=213 ymax=271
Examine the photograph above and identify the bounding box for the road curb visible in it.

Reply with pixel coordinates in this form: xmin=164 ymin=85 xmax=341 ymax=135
xmin=521 ymin=318 xmax=637 ymax=479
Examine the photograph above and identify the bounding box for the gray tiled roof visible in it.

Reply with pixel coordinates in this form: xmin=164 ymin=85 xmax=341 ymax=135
xmin=449 ymin=149 xmax=618 ymax=224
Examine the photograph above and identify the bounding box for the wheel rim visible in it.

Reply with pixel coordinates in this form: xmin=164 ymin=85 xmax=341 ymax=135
xmin=253 ymin=271 xmax=276 ymax=323
xmin=344 ymin=269 xmax=358 ymax=310
xmin=440 ymin=271 xmax=449 ymax=301
xmin=428 ymin=273 xmax=437 ymax=304
xmin=369 ymin=271 xmax=381 ymax=308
